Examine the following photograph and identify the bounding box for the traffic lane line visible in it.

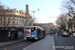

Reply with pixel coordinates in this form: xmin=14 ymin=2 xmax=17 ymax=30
xmin=53 ymin=36 xmax=56 ymax=50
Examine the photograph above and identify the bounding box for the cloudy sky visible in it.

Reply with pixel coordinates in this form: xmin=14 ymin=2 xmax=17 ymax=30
xmin=0 ymin=0 xmax=62 ymax=24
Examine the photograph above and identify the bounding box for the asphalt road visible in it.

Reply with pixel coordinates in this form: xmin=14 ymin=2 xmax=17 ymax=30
xmin=0 ymin=40 xmax=37 ymax=50
xmin=54 ymin=34 xmax=75 ymax=50
xmin=23 ymin=35 xmax=55 ymax=50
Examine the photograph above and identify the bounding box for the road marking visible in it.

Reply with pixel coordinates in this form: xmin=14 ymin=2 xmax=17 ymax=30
xmin=53 ymin=36 xmax=56 ymax=50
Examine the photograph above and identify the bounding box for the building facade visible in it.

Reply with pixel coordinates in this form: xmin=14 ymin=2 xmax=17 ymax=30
xmin=0 ymin=5 xmax=32 ymax=27
xmin=68 ymin=17 xmax=75 ymax=32
xmin=40 ymin=23 xmax=55 ymax=33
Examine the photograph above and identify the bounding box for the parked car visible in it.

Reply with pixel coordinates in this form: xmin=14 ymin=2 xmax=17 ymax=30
xmin=72 ymin=31 xmax=75 ymax=36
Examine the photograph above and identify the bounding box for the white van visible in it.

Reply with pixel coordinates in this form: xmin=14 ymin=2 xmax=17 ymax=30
xmin=61 ymin=30 xmax=69 ymax=36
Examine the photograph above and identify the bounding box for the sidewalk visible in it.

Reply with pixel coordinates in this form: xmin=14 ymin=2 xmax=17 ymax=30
xmin=0 ymin=38 xmax=24 ymax=47
xmin=23 ymin=35 xmax=55 ymax=50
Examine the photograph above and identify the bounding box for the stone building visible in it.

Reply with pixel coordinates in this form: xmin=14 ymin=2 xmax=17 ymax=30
xmin=40 ymin=23 xmax=55 ymax=33
xmin=0 ymin=5 xmax=32 ymax=27
xmin=68 ymin=17 xmax=75 ymax=32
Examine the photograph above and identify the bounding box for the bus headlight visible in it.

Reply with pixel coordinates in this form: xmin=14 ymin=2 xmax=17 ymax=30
xmin=35 ymin=37 xmax=38 ymax=39
xmin=24 ymin=38 xmax=26 ymax=40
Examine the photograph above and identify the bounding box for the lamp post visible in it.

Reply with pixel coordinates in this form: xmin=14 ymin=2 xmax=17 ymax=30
xmin=29 ymin=9 xmax=39 ymax=18
xmin=29 ymin=9 xmax=39 ymax=25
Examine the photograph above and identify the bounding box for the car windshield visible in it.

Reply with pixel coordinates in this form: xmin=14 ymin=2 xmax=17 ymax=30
xmin=64 ymin=30 xmax=69 ymax=33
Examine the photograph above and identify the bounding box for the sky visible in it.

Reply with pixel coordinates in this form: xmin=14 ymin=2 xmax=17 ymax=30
xmin=0 ymin=0 xmax=62 ymax=24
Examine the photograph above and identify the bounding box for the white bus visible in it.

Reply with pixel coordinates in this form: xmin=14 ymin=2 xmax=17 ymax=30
xmin=24 ymin=26 xmax=45 ymax=40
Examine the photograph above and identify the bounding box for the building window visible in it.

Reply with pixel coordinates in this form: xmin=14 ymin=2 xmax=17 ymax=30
xmin=0 ymin=17 xmax=2 ymax=19
xmin=20 ymin=11 xmax=21 ymax=14
xmin=0 ymin=10 xmax=2 ymax=12
xmin=8 ymin=21 xmax=10 ymax=23
xmin=4 ymin=17 xmax=6 ymax=20
xmin=1 ymin=21 xmax=2 ymax=24
xmin=17 ymin=11 xmax=18 ymax=13
xmin=13 ymin=21 xmax=15 ymax=23
xmin=13 ymin=17 xmax=15 ymax=20
xmin=8 ymin=17 xmax=10 ymax=20
xmin=4 ymin=21 xmax=6 ymax=23
xmin=0 ymin=21 xmax=2 ymax=24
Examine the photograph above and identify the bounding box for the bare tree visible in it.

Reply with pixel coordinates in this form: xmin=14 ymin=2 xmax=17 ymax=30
xmin=56 ymin=14 xmax=68 ymax=30
xmin=20 ymin=16 xmax=36 ymax=27
xmin=59 ymin=0 xmax=75 ymax=31
xmin=61 ymin=0 xmax=75 ymax=17
xmin=31 ymin=17 xmax=38 ymax=23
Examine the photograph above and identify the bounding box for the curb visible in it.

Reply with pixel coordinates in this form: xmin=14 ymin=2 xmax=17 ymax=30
xmin=0 ymin=39 xmax=24 ymax=47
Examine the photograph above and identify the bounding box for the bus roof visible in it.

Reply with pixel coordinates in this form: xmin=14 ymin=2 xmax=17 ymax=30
xmin=26 ymin=26 xmax=44 ymax=30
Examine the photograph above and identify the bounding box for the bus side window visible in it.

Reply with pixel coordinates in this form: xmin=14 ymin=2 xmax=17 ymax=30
xmin=38 ymin=29 xmax=40 ymax=35
xmin=37 ymin=29 xmax=39 ymax=36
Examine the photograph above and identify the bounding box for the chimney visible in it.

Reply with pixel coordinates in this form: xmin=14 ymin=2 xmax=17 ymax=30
xmin=25 ymin=5 xmax=29 ymax=15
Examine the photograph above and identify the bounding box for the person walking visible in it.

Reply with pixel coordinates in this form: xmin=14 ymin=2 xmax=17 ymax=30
xmin=15 ymin=31 xmax=18 ymax=40
xmin=50 ymin=33 xmax=51 ymax=35
xmin=8 ymin=31 xmax=11 ymax=40
xmin=58 ymin=32 xmax=59 ymax=36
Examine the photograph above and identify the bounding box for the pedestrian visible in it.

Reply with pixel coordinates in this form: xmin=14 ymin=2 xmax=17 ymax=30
xmin=15 ymin=31 xmax=18 ymax=40
xmin=55 ymin=32 xmax=57 ymax=36
xmin=58 ymin=32 xmax=59 ymax=36
xmin=50 ymin=33 xmax=51 ymax=35
xmin=8 ymin=31 xmax=11 ymax=40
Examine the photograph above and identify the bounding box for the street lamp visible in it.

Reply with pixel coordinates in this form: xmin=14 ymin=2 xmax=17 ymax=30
xmin=28 ymin=9 xmax=39 ymax=25
xmin=29 ymin=9 xmax=39 ymax=18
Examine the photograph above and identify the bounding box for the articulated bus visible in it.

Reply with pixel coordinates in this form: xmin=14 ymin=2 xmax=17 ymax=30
xmin=24 ymin=26 xmax=45 ymax=40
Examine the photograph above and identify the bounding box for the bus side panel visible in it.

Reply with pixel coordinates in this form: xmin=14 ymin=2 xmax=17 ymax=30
xmin=43 ymin=31 xmax=45 ymax=38
xmin=36 ymin=29 xmax=37 ymax=37
xmin=34 ymin=29 xmax=40 ymax=40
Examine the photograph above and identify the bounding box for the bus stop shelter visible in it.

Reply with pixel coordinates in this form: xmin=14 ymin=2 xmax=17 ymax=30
xmin=0 ymin=27 xmax=24 ymax=41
